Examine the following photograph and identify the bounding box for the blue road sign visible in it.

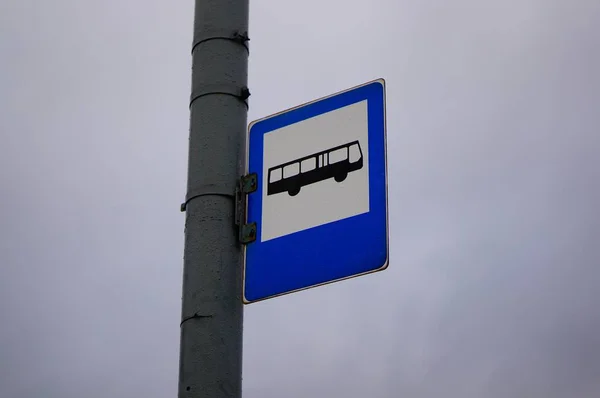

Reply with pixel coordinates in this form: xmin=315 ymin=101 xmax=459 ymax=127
xmin=243 ymin=79 xmax=388 ymax=303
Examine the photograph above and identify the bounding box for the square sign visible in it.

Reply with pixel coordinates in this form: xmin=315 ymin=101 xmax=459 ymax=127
xmin=243 ymin=79 xmax=388 ymax=303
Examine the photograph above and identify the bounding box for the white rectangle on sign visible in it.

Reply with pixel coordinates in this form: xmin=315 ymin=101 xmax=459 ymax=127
xmin=261 ymin=100 xmax=370 ymax=242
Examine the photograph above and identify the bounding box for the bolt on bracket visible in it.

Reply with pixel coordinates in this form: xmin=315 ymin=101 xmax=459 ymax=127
xmin=235 ymin=173 xmax=257 ymax=244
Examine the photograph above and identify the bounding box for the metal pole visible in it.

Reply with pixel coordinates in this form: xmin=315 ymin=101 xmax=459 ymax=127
xmin=178 ymin=0 xmax=249 ymax=397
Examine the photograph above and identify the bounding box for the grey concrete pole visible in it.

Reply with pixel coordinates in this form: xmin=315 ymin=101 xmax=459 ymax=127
xmin=178 ymin=0 xmax=249 ymax=397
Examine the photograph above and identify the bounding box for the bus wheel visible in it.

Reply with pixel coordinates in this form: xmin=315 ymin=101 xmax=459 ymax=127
xmin=288 ymin=186 xmax=301 ymax=196
xmin=334 ymin=172 xmax=348 ymax=182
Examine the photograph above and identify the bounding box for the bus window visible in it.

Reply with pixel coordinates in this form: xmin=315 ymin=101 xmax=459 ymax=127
xmin=349 ymin=143 xmax=361 ymax=163
xmin=301 ymin=157 xmax=316 ymax=172
xmin=269 ymin=168 xmax=282 ymax=183
xmin=283 ymin=163 xmax=300 ymax=178
xmin=328 ymin=147 xmax=348 ymax=164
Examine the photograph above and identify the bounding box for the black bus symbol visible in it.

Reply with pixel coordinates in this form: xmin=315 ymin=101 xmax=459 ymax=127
xmin=267 ymin=140 xmax=364 ymax=197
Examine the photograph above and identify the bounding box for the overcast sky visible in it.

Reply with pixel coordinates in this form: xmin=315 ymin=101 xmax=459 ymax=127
xmin=1 ymin=0 xmax=600 ymax=397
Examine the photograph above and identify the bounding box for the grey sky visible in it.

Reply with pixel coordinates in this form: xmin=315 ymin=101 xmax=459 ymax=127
xmin=1 ymin=0 xmax=599 ymax=397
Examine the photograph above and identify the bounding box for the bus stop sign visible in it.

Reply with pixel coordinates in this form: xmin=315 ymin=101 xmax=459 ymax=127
xmin=242 ymin=79 xmax=388 ymax=303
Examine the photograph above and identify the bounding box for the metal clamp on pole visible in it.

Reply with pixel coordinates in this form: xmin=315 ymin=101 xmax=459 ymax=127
xmin=189 ymin=84 xmax=250 ymax=109
xmin=235 ymin=173 xmax=257 ymax=244
xmin=192 ymin=30 xmax=250 ymax=54
xmin=180 ymin=184 xmax=234 ymax=212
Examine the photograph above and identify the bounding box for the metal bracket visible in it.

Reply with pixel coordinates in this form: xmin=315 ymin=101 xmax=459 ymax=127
xmin=192 ymin=30 xmax=250 ymax=54
xmin=180 ymin=184 xmax=234 ymax=212
xmin=189 ymin=84 xmax=250 ymax=109
xmin=235 ymin=173 xmax=257 ymax=244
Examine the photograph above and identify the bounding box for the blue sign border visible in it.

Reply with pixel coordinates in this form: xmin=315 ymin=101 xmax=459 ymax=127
xmin=243 ymin=79 xmax=388 ymax=303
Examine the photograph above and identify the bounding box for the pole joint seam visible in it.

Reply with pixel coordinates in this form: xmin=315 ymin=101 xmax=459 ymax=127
xmin=192 ymin=30 xmax=250 ymax=54
xmin=189 ymin=84 xmax=250 ymax=109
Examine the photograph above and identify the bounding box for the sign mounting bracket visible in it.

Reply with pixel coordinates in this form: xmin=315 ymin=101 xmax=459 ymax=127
xmin=235 ymin=173 xmax=258 ymax=244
